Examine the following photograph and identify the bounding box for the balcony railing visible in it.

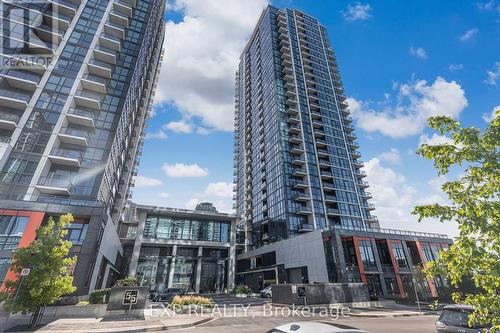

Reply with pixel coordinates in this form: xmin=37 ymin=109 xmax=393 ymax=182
xmin=59 ymin=126 xmax=89 ymax=139
xmin=2 ymin=69 xmax=41 ymax=83
xmin=0 ymin=88 xmax=31 ymax=102
xmin=50 ymin=148 xmax=83 ymax=160
xmin=332 ymin=224 xmax=449 ymax=239
xmin=38 ymin=174 xmax=75 ymax=191
xmin=0 ymin=113 xmax=20 ymax=123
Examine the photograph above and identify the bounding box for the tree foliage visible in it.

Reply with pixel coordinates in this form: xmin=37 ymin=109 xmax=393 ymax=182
xmin=0 ymin=213 xmax=77 ymax=315
xmin=413 ymin=112 xmax=500 ymax=329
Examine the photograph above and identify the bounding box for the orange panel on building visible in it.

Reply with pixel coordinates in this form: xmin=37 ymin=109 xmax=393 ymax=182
xmin=0 ymin=210 xmax=45 ymax=290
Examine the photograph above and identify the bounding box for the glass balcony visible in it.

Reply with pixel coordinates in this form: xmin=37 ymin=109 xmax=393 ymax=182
xmin=327 ymin=208 xmax=340 ymax=216
xmin=292 ymin=167 xmax=307 ymax=177
xmin=36 ymin=174 xmax=74 ymax=195
xmin=109 ymin=10 xmax=129 ymax=27
xmin=0 ymin=113 xmax=19 ymax=130
xmin=58 ymin=127 xmax=89 ymax=146
xmin=1 ymin=69 xmax=41 ymax=85
xmin=48 ymin=148 xmax=83 ymax=167
xmin=289 ymin=135 xmax=302 ymax=144
xmin=67 ymin=108 xmax=95 ymax=127
xmin=81 ymin=73 xmax=107 ymax=94
xmin=93 ymin=46 xmax=117 ymax=65
xmin=99 ymin=34 xmax=121 ymax=51
xmin=113 ymin=0 xmax=133 ymax=16
xmin=298 ymin=223 xmax=314 ymax=233
xmin=74 ymin=90 xmax=102 ymax=110
xmin=365 ymin=215 xmax=379 ymax=223
xmin=324 ymin=194 xmax=337 ymax=202
xmin=50 ymin=0 xmax=78 ymax=16
xmin=88 ymin=57 xmax=113 ymax=77
xmin=0 ymin=87 xmax=31 ymax=109
xmin=104 ymin=22 xmax=125 ymax=38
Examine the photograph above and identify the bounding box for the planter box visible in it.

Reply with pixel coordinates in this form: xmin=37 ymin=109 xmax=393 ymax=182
xmin=235 ymin=293 xmax=248 ymax=298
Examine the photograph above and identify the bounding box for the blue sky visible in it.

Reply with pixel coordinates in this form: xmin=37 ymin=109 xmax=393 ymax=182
xmin=133 ymin=0 xmax=499 ymax=238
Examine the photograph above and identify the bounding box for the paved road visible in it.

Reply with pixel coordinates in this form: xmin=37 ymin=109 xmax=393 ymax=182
xmin=157 ymin=314 xmax=439 ymax=333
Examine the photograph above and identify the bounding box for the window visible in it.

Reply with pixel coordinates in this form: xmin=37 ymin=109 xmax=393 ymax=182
xmin=391 ymin=241 xmax=409 ymax=269
xmin=65 ymin=223 xmax=88 ymax=245
xmin=0 ymin=215 xmax=29 ymax=250
xmin=143 ymin=215 xmax=231 ymax=242
xmin=358 ymin=239 xmax=377 ymax=271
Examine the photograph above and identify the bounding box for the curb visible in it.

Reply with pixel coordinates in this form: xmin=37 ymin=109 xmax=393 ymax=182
xmin=87 ymin=317 xmax=214 ymax=332
xmin=350 ymin=312 xmax=435 ymax=318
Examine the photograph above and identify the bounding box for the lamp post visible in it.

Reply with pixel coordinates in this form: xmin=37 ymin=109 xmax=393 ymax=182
xmin=412 ymin=277 xmax=422 ymax=313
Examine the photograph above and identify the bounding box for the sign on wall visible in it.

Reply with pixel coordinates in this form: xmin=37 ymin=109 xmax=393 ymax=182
xmin=122 ymin=290 xmax=139 ymax=305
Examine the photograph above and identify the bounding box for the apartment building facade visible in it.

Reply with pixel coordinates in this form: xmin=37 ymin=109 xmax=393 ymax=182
xmin=233 ymin=5 xmax=452 ymax=299
xmin=0 ymin=0 xmax=165 ymax=295
xmin=119 ymin=202 xmax=237 ymax=294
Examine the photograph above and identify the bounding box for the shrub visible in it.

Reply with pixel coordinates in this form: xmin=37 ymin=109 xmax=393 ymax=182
xmin=233 ymin=285 xmax=252 ymax=294
xmin=89 ymin=288 xmax=111 ymax=304
xmin=171 ymin=295 xmax=213 ymax=309
xmin=115 ymin=277 xmax=138 ymax=287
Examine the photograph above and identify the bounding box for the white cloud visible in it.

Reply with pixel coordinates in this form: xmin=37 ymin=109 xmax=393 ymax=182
xmin=146 ymin=129 xmax=168 ymax=140
xmin=484 ymin=61 xmax=500 ymax=85
xmin=154 ymin=0 xmax=268 ymax=131
xmin=364 ymin=158 xmax=458 ymax=237
xmin=161 ymin=163 xmax=209 ymax=178
xmin=341 ymin=2 xmax=372 ymax=21
xmin=419 ymin=133 xmax=454 ymax=146
xmin=364 ymin=157 xmax=416 ymax=220
xmin=347 ymin=76 xmax=468 ymax=138
xmin=185 ymin=198 xmax=200 ymax=210
xmin=482 ymin=105 xmax=500 ymax=123
xmin=409 ymin=46 xmax=428 ymax=60
xmin=158 ymin=192 xmax=171 ymax=199
xmin=377 ymin=148 xmax=401 ymax=164
xmin=476 ymin=0 xmax=500 ymax=12
xmin=135 ymin=175 xmax=163 ymax=187
xmin=459 ymin=28 xmax=478 ymax=41
xmin=202 ymin=181 xmax=233 ymax=198
xmin=164 ymin=120 xmax=193 ymax=134
xmin=448 ymin=64 xmax=463 ymax=72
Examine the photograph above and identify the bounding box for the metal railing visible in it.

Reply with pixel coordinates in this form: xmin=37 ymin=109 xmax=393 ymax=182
xmin=332 ymin=224 xmax=449 ymax=239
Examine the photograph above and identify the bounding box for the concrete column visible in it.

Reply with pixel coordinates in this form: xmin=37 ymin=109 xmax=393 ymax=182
xmin=195 ymin=246 xmax=203 ymax=293
xmin=370 ymin=238 xmax=388 ymax=296
xmin=167 ymin=245 xmax=177 ymax=288
xmin=228 ymin=219 xmax=237 ymax=290
xmin=128 ymin=210 xmax=147 ymax=277
xmin=333 ymin=232 xmax=347 ymax=283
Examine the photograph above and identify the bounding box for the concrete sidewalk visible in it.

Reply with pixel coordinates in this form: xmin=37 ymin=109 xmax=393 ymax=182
xmin=3 ymin=316 xmax=212 ymax=333
xmin=349 ymin=309 xmax=437 ymax=318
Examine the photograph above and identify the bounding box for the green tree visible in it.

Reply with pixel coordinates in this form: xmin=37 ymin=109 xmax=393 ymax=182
xmin=0 ymin=213 xmax=77 ymax=328
xmin=413 ymin=112 xmax=500 ymax=329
